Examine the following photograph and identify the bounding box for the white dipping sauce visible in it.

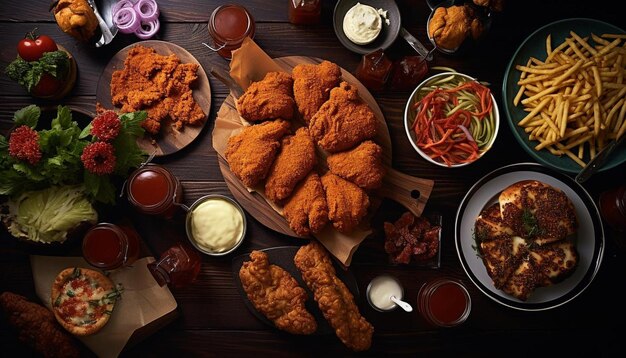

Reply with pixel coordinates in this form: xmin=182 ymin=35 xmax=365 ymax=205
xmin=367 ymin=275 xmax=403 ymax=311
xmin=343 ymin=2 xmax=383 ymax=45
xmin=190 ymin=198 xmax=244 ymax=253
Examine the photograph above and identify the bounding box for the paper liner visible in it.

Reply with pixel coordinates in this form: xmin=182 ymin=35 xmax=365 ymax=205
xmin=31 ymin=256 xmax=177 ymax=358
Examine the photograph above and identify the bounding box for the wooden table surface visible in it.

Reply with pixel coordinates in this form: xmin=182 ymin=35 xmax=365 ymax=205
xmin=1 ymin=0 xmax=625 ymax=356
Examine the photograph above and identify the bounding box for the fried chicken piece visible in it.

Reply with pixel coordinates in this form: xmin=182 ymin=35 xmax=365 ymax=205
xmin=321 ymin=173 xmax=370 ymax=233
xmin=0 ymin=292 xmax=80 ymax=358
xmin=237 ymin=72 xmax=296 ymax=122
xmin=294 ymin=241 xmax=373 ymax=351
xmin=327 ymin=140 xmax=385 ymax=190
xmin=428 ymin=5 xmax=484 ymax=51
xmin=292 ymin=61 xmax=342 ymax=122
xmin=239 ymin=251 xmax=317 ymax=335
xmin=283 ymin=172 xmax=329 ymax=236
xmin=225 ymin=119 xmax=291 ymax=187
xmin=309 ymin=82 xmax=378 ymax=153
xmin=265 ymin=128 xmax=317 ymax=203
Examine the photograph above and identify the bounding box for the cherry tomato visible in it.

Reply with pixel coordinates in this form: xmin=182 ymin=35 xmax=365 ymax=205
xmin=17 ymin=32 xmax=58 ymax=62
xmin=30 ymin=73 xmax=62 ymax=98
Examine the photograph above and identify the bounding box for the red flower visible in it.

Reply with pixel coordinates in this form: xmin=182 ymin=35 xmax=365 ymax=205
xmin=90 ymin=111 xmax=121 ymax=142
xmin=8 ymin=125 xmax=41 ymax=165
xmin=81 ymin=142 xmax=117 ymax=175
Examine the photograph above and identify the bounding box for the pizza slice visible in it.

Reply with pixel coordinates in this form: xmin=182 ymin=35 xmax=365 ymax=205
xmin=51 ymin=267 xmax=122 ymax=336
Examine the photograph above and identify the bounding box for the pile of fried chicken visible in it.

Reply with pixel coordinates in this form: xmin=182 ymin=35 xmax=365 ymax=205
xmin=239 ymin=242 xmax=373 ymax=351
xmin=226 ymin=60 xmax=386 ymax=237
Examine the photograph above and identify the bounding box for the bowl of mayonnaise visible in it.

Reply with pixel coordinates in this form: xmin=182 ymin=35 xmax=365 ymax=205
xmin=185 ymin=194 xmax=247 ymax=256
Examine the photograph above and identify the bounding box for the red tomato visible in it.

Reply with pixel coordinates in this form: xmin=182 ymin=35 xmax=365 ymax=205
xmin=30 ymin=73 xmax=62 ymax=97
xmin=17 ymin=33 xmax=58 ymax=62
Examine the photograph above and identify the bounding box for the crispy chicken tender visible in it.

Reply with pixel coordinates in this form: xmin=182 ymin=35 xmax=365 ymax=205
xmin=292 ymin=61 xmax=342 ymax=122
xmin=110 ymin=45 xmax=205 ymax=135
xmin=0 ymin=292 xmax=80 ymax=358
xmin=321 ymin=173 xmax=370 ymax=233
xmin=265 ymin=128 xmax=317 ymax=203
xmin=237 ymin=72 xmax=296 ymax=122
xmin=53 ymin=0 xmax=99 ymax=42
xmin=239 ymin=251 xmax=317 ymax=335
xmin=327 ymin=140 xmax=385 ymax=190
xmin=225 ymin=119 xmax=291 ymax=187
xmin=428 ymin=5 xmax=484 ymax=51
xmin=283 ymin=172 xmax=329 ymax=236
xmin=309 ymin=82 xmax=378 ymax=153
xmin=294 ymin=241 xmax=373 ymax=351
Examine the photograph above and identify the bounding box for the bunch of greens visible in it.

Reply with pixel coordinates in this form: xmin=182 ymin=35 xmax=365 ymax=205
xmin=5 ymin=51 xmax=69 ymax=93
xmin=0 ymin=105 xmax=147 ymax=204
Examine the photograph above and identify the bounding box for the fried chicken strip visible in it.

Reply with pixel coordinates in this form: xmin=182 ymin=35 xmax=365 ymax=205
xmin=309 ymin=82 xmax=378 ymax=153
xmin=294 ymin=242 xmax=373 ymax=351
xmin=239 ymin=251 xmax=317 ymax=335
xmin=321 ymin=173 xmax=370 ymax=233
xmin=292 ymin=61 xmax=342 ymax=122
xmin=0 ymin=292 xmax=80 ymax=358
xmin=265 ymin=127 xmax=317 ymax=203
xmin=225 ymin=119 xmax=291 ymax=187
xmin=327 ymin=140 xmax=385 ymax=190
xmin=237 ymin=71 xmax=296 ymax=122
xmin=283 ymin=172 xmax=329 ymax=236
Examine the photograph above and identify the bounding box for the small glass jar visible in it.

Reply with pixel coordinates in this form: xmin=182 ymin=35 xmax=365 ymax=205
xmin=366 ymin=274 xmax=404 ymax=312
xmin=389 ymin=55 xmax=429 ymax=91
xmin=599 ymin=184 xmax=626 ymax=232
xmin=148 ymin=243 xmax=202 ymax=288
xmin=207 ymin=4 xmax=256 ymax=59
xmin=417 ymin=278 xmax=471 ymax=327
xmin=355 ymin=49 xmax=393 ymax=91
xmin=127 ymin=164 xmax=182 ymax=219
xmin=82 ymin=223 xmax=141 ymax=271
xmin=288 ymin=0 xmax=321 ymax=25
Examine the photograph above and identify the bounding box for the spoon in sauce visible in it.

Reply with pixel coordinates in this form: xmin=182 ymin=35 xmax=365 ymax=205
xmin=390 ymin=295 xmax=413 ymax=312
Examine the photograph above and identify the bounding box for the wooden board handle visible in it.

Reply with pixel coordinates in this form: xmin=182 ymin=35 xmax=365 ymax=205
xmin=376 ymin=167 xmax=434 ymax=217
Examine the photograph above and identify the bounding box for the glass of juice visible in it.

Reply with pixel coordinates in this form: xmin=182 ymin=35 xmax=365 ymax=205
xmin=417 ymin=278 xmax=471 ymax=327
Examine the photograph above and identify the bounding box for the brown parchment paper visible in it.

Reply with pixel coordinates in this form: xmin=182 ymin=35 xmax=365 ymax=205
xmin=213 ymin=38 xmax=373 ymax=266
xmin=31 ymin=256 xmax=177 ymax=358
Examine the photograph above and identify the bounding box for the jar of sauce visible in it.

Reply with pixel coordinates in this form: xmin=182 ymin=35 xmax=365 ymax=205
xmin=390 ymin=56 xmax=429 ymax=91
xmin=366 ymin=274 xmax=404 ymax=312
xmin=82 ymin=223 xmax=141 ymax=271
xmin=289 ymin=0 xmax=321 ymax=25
xmin=417 ymin=278 xmax=471 ymax=327
xmin=127 ymin=164 xmax=182 ymax=219
xmin=148 ymin=243 xmax=202 ymax=288
xmin=207 ymin=4 xmax=256 ymax=59
xmin=599 ymin=184 xmax=626 ymax=232
xmin=355 ymin=49 xmax=393 ymax=91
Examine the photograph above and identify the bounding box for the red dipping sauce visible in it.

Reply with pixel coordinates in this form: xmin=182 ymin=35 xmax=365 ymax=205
xmin=599 ymin=184 xmax=626 ymax=232
xmin=355 ymin=49 xmax=393 ymax=91
xmin=127 ymin=164 xmax=182 ymax=219
xmin=148 ymin=243 xmax=201 ymax=288
xmin=418 ymin=279 xmax=471 ymax=327
xmin=82 ymin=223 xmax=140 ymax=270
xmin=289 ymin=0 xmax=321 ymax=25
xmin=208 ymin=4 xmax=255 ymax=59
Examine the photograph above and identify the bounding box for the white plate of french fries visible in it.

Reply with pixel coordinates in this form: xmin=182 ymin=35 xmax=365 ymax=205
xmin=502 ymin=18 xmax=626 ymax=173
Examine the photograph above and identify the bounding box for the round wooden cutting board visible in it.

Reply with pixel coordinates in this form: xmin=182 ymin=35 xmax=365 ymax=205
xmin=96 ymin=40 xmax=212 ymax=156
xmin=214 ymin=56 xmax=433 ymax=238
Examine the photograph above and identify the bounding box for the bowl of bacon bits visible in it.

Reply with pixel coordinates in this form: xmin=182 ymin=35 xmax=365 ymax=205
xmin=383 ymin=212 xmax=442 ymax=268
xmin=404 ymin=70 xmax=499 ymax=167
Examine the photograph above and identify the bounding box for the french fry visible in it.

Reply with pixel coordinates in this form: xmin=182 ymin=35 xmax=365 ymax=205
xmin=513 ymin=31 xmax=626 ymax=167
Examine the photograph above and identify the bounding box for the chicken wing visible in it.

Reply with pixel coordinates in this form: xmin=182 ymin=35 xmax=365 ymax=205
xmin=225 ymin=119 xmax=291 ymax=187
xmin=321 ymin=173 xmax=370 ymax=233
xmin=283 ymin=172 xmax=329 ymax=236
xmin=265 ymin=127 xmax=317 ymax=203
xmin=237 ymin=71 xmax=295 ymax=122
xmin=292 ymin=61 xmax=342 ymax=122
xmin=294 ymin=241 xmax=373 ymax=351
xmin=239 ymin=250 xmax=317 ymax=335
xmin=309 ymin=82 xmax=378 ymax=153
xmin=327 ymin=140 xmax=385 ymax=190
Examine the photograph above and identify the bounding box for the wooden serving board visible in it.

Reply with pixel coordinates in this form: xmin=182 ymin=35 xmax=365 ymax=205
xmin=96 ymin=40 xmax=212 ymax=156
xmin=214 ymin=56 xmax=433 ymax=238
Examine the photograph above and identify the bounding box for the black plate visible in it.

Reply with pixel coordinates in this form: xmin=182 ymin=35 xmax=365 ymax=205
xmin=232 ymin=246 xmax=360 ymax=334
xmin=333 ymin=0 xmax=401 ymax=54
